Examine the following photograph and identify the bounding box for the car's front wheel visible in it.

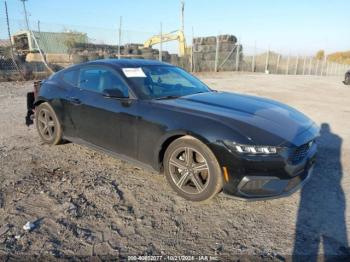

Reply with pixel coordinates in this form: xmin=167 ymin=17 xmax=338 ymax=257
xmin=35 ymin=102 xmax=63 ymax=145
xmin=344 ymin=74 xmax=350 ymax=85
xmin=164 ymin=136 xmax=223 ymax=201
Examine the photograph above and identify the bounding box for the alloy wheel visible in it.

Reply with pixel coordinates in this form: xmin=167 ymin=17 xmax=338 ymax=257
xmin=37 ymin=108 xmax=56 ymax=140
xmin=169 ymin=147 xmax=210 ymax=194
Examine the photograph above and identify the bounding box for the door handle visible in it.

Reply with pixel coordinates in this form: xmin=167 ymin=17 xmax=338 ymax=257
xmin=69 ymin=97 xmax=81 ymax=105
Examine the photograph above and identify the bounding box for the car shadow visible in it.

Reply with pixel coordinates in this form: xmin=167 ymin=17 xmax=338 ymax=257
xmin=293 ymin=123 xmax=349 ymax=261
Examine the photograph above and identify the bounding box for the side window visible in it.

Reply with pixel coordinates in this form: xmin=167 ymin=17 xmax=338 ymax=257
xmin=62 ymin=70 xmax=78 ymax=86
xmin=79 ymin=68 xmax=102 ymax=92
xmin=78 ymin=67 xmax=129 ymax=97
xmin=99 ymin=70 xmax=129 ymax=97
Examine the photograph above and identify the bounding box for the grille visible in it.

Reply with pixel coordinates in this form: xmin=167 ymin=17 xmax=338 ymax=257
xmin=291 ymin=141 xmax=312 ymax=164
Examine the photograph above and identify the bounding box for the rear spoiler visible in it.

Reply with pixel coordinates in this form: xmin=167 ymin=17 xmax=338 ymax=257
xmin=25 ymin=80 xmax=42 ymax=126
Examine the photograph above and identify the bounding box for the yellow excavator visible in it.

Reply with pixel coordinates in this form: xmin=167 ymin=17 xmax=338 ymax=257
xmin=143 ymin=1 xmax=187 ymax=57
xmin=143 ymin=30 xmax=186 ymax=57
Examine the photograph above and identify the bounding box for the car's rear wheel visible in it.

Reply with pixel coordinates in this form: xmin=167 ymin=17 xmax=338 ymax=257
xmin=164 ymin=136 xmax=223 ymax=201
xmin=35 ymin=102 xmax=63 ymax=145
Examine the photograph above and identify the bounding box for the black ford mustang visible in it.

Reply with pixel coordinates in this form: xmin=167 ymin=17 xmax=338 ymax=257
xmin=26 ymin=59 xmax=318 ymax=201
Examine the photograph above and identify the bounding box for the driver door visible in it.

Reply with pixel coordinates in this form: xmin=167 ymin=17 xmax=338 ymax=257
xmin=67 ymin=65 xmax=138 ymax=158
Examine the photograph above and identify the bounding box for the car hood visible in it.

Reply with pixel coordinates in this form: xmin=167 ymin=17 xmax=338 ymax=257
xmin=155 ymin=91 xmax=317 ymax=146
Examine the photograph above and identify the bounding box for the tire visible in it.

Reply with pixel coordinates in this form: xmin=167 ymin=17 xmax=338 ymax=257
xmin=35 ymin=102 xmax=63 ymax=145
xmin=163 ymin=136 xmax=223 ymax=201
xmin=344 ymin=75 xmax=350 ymax=85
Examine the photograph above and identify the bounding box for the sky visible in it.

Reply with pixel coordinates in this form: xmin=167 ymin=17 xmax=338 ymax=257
xmin=2 ymin=0 xmax=350 ymax=55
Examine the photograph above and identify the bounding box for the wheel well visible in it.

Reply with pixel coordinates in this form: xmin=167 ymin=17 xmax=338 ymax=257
xmin=158 ymin=134 xmax=208 ymax=170
xmin=34 ymin=99 xmax=46 ymax=107
xmin=158 ymin=135 xmax=185 ymax=168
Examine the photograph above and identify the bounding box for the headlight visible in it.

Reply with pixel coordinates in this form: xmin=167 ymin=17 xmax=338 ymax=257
xmin=223 ymin=141 xmax=280 ymax=155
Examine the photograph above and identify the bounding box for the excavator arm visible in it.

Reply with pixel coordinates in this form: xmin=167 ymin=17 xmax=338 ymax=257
xmin=143 ymin=30 xmax=187 ymax=57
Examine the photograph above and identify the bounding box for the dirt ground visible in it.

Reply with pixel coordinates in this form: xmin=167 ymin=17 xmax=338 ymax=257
xmin=0 ymin=73 xmax=349 ymax=260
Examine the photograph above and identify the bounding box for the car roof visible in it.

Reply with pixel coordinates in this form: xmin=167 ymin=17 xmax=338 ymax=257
xmin=84 ymin=58 xmax=173 ymax=68
xmin=54 ymin=59 xmax=175 ymax=78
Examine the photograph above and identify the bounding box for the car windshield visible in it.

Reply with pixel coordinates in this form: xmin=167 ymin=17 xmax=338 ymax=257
xmin=125 ymin=66 xmax=211 ymax=99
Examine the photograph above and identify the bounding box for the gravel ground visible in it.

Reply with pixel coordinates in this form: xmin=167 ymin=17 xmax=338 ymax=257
xmin=0 ymin=73 xmax=349 ymax=260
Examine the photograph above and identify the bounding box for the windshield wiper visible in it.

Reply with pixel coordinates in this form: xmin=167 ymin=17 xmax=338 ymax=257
xmin=154 ymin=95 xmax=182 ymax=100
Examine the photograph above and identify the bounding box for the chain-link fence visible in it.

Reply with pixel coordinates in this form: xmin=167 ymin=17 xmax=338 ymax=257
xmin=193 ymin=38 xmax=349 ymax=76
xmin=1 ymin=13 xmax=349 ymax=81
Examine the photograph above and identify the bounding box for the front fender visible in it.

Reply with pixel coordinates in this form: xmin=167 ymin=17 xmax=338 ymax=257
xmin=152 ymin=116 xmax=250 ymax=170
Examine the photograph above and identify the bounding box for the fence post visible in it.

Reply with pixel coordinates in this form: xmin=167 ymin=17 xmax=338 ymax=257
xmin=302 ymin=56 xmax=306 ymax=75
xmin=308 ymin=58 xmax=312 ymax=75
xmin=286 ymin=54 xmax=290 ymax=75
xmin=315 ymin=59 xmax=320 ymax=75
xmin=159 ymin=22 xmax=163 ymax=62
xmin=329 ymin=63 xmax=334 ymax=75
xmin=214 ymin=35 xmax=220 ymax=72
xmin=334 ymin=63 xmax=338 ymax=75
xmin=320 ymin=57 xmax=325 ymax=76
xmin=336 ymin=63 xmax=340 ymax=75
xmin=295 ymin=55 xmax=299 ymax=75
xmin=276 ymin=54 xmax=281 ymax=74
xmin=235 ymin=41 xmax=240 ymax=71
xmin=265 ymin=48 xmax=270 ymax=73
xmin=118 ymin=16 xmax=122 ymax=59
xmin=252 ymin=43 xmax=256 ymax=72
xmin=190 ymin=45 xmax=193 ymax=72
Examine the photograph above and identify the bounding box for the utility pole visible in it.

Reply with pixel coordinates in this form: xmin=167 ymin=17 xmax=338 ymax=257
xmin=180 ymin=1 xmax=184 ymax=33
xmin=37 ymin=20 xmax=40 ymax=33
xmin=180 ymin=1 xmax=185 ymax=56
xmin=20 ymin=0 xmax=30 ymax=31
xmin=159 ymin=22 xmax=163 ymax=62
xmin=191 ymin=26 xmax=194 ymax=72
xmin=118 ymin=16 xmax=122 ymax=59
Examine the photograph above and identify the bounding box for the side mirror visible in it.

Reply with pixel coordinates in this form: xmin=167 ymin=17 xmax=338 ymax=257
xmin=103 ymin=89 xmax=128 ymax=99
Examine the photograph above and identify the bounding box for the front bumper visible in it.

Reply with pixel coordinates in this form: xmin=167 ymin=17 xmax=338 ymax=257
xmin=222 ymin=165 xmax=314 ymax=201
xmin=211 ymin=139 xmax=317 ymax=200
